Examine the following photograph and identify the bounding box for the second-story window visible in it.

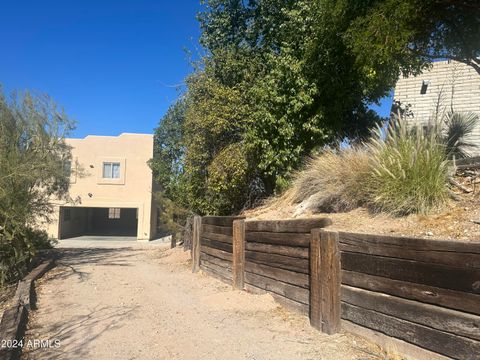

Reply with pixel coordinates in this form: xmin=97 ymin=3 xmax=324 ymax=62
xmin=63 ymin=160 xmax=72 ymax=177
xmin=102 ymin=162 xmax=121 ymax=179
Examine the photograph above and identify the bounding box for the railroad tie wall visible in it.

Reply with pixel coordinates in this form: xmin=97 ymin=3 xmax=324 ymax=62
xmin=242 ymin=218 xmax=332 ymax=315
xmin=198 ymin=216 xmax=244 ymax=283
xmin=192 ymin=217 xmax=480 ymax=359
xmin=338 ymin=231 xmax=480 ymax=359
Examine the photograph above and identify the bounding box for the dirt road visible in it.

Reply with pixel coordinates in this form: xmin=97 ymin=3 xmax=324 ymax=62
xmin=23 ymin=240 xmax=388 ymax=360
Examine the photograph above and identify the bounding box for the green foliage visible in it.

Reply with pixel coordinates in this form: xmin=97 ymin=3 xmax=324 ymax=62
xmin=290 ymin=109 xmax=477 ymax=216
xmin=368 ymin=118 xmax=449 ymax=215
xmin=206 ymin=143 xmax=250 ymax=214
xmin=0 ymin=88 xmax=73 ymax=285
xmin=150 ymin=99 xmax=187 ymax=203
xmin=155 ymin=192 xmax=191 ymax=237
xmin=179 ymin=0 xmax=384 ymax=214
xmin=289 ymin=116 xmax=450 ymax=216
xmin=153 ymin=0 xmax=479 ymax=217
xmin=347 ymin=0 xmax=480 ymax=78
xmin=181 ymin=68 xmax=250 ymax=214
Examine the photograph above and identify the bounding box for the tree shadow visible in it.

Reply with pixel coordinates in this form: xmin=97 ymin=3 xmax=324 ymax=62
xmin=23 ymin=304 xmax=139 ymax=359
xmin=47 ymin=247 xmax=137 ymax=283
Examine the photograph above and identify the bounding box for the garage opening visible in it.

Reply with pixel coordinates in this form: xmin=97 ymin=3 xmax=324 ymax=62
xmin=59 ymin=207 xmax=138 ymax=239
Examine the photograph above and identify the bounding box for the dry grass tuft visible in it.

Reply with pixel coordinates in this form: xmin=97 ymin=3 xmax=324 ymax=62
xmin=290 ymin=147 xmax=372 ymax=213
xmin=269 ymin=116 xmax=450 ymax=216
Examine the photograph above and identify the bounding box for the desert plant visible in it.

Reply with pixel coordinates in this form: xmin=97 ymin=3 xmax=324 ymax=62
xmin=0 ymin=88 xmax=73 ymax=285
xmin=0 ymin=227 xmax=55 ymax=285
xmin=442 ymin=111 xmax=479 ymax=160
xmin=290 ymin=147 xmax=372 ymax=212
xmin=367 ymin=117 xmax=449 ymax=215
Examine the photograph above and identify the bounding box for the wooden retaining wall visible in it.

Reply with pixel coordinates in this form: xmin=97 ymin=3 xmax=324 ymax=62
xmin=191 ymin=217 xmax=480 ymax=359
xmin=193 ymin=216 xmax=244 ymax=283
xmin=243 ymin=218 xmax=332 ymax=316
xmin=338 ymin=231 xmax=480 ymax=359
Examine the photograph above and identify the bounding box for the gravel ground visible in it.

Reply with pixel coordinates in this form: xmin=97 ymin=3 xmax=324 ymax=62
xmin=22 ymin=240 xmax=394 ymax=360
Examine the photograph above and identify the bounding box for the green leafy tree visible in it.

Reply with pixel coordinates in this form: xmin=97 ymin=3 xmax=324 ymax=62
xmin=0 ymin=88 xmax=74 ymax=284
xmin=346 ymin=0 xmax=480 ymax=81
xmin=150 ymin=99 xmax=187 ymax=203
xmin=155 ymin=0 xmax=480 ymax=216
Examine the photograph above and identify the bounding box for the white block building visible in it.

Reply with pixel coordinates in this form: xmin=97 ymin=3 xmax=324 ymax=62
xmin=393 ymin=60 xmax=480 ymax=155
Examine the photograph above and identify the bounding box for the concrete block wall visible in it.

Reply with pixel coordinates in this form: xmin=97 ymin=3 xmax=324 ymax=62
xmin=393 ymin=60 xmax=480 ymax=155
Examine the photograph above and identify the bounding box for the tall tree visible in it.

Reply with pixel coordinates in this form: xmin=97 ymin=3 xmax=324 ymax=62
xmin=346 ymin=0 xmax=480 ymax=77
xmin=150 ymin=98 xmax=187 ymax=204
xmin=154 ymin=0 xmax=480 ymax=216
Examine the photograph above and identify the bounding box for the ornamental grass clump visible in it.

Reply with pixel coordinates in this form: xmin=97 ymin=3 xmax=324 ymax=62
xmin=290 ymin=147 xmax=372 ymax=212
xmin=367 ymin=117 xmax=449 ymax=215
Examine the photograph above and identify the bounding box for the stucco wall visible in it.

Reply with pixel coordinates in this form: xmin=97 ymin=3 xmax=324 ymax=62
xmin=45 ymin=133 xmax=156 ymax=240
xmin=393 ymin=60 xmax=480 ymax=155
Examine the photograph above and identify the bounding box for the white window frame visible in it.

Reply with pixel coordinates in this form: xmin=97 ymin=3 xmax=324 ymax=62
xmin=103 ymin=162 xmax=121 ymax=179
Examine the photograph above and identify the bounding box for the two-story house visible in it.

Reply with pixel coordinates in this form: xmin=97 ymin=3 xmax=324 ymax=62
xmin=44 ymin=133 xmax=157 ymax=240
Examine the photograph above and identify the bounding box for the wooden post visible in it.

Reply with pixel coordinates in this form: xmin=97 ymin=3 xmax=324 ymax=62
xmin=192 ymin=216 xmax=202 ymax=273
xmin=310 ymin=229 xmax=341 ymax=334
xmin=232 ymin=219 xmax=245 ymax=289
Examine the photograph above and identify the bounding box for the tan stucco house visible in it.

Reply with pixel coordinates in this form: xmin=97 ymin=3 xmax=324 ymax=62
xmin=44 ymin=133 xmax=157 ymax=240
xmin=393 ymin=60 xmax=480 ymax=155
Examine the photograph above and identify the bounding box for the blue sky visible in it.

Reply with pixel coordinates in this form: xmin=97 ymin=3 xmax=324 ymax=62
xmin=1 ymin=1 xmax=392 ymax=138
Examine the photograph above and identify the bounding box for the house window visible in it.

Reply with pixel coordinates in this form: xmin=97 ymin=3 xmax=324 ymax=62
xmin=108 ymin=208 xmax=121 ymax=219
xmin=103 ymin=162 xmax=121 ymax=179
xmin=63 ymin=160 xmax=72 ymax=177
xmin=64 ymin=208 xmax=71 ymax=221
xmin=420 ymin=80 xmax=429 ymax=94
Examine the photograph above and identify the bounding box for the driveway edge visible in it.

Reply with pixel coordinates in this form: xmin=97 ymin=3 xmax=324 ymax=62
xmin=0 ymin=259 xmax=56 ymax=360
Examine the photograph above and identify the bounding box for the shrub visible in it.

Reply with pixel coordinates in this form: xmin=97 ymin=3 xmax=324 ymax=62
xmin=0 ymin=227 xmax=54 ymax=285
xmin=206 ymin=142 xmax=250 ymax=214
xmin=290 ymin=147 xmax=372 ymax=212
xmin=442 ymin=111 xmax=479 ymax=159
xmin=286 ymin=115 xmax=451 ymax=216
xmin=367 ymin=118 xmax=449 ymax=215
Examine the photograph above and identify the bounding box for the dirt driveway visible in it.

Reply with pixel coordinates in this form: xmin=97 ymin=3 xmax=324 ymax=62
xmin=23 ymin=240 xmax=389 ymax=360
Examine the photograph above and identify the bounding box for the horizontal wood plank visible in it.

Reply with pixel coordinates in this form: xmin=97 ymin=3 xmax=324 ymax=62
xmin=200 ymin=253 xmax=232 ymax=270
xmin=201 ymin=259 xmax=232 ymax=276
xmin=245 ymin=232 xmax=311 ymax=247
xmin=341 ymin=251 xmax=480 ymax=294
xmin=202 ymin=231 xmax=233 ymax=244
xmin=245 ymin=250 xmax=309 ymax=274
xmin=342 ymin=270 xmax=480 ymax=315
xmin=245 ymin=242 xmax=309 ymax=259
xmin=342 ymin=285 xmax=480 ymax=341
xmin=202 ymin=216 xmax=245 ymax=227
xmin=201 ymin=238 xmax=232 ymax=253
xmin=339 ymin=232 xmax=480 ymax=269
xmin=244 ymin=283 xmax=309 ymax=315
xmin=202 ymin=224 xmax=233 ymax=236
xmin=342 ymin=302 xmax=480 ymax=359
xmin=245 ymin=218 xmax=332 ymax=233
xmin=200 ymin=263 xmax=232 ymax=284
xmin=200 ymin=246 xmax=232 ymax=262
xmin=245 ymin=271 xmax=309 ymax=305
xmin=338 ymin=231 xmax=480 ymax=255
xmin=245 ymin=261 xmax=309 ymax=288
